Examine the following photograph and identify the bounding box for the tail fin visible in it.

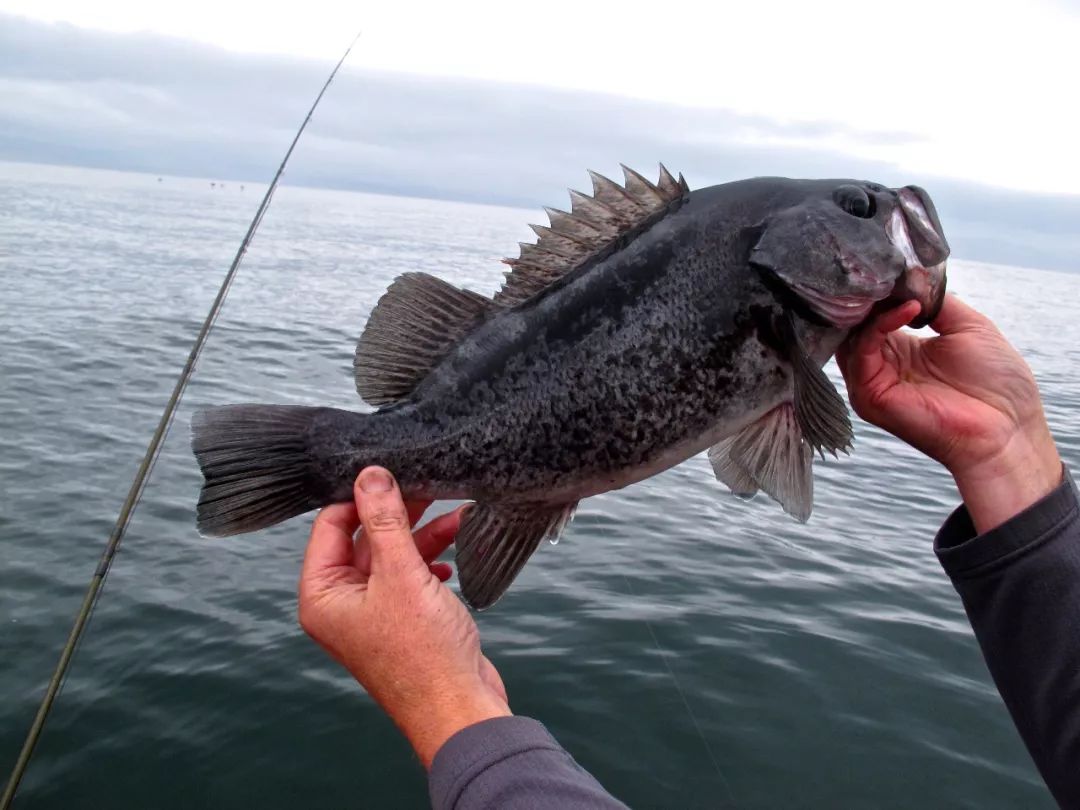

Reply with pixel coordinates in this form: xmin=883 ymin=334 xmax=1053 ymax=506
xmin=191 ymin=404 xmax=337 ymax=537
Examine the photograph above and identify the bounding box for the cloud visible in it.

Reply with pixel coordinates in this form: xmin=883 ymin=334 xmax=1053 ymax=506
xmin=1 ymin=14 xmax=1078 ymax=272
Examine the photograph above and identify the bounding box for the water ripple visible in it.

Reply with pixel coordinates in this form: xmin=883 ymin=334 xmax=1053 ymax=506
xmin=0 ymin=163 xmax=1066 ymax=808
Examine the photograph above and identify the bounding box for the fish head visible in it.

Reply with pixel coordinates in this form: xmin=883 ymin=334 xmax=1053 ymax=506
xmin=749 ymin=181 xmax=949 ymax=329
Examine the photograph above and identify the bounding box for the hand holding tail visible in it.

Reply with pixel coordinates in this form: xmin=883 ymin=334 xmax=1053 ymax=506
xmin=298 ymin=467 xmax=510 ymax=768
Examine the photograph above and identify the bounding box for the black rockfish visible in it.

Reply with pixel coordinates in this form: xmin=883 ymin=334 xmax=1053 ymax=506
xmin=192 ymin=166 xmax=948 ymax=608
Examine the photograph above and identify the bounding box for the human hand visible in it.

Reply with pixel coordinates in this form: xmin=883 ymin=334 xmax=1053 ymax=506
xmin=298 ymin=467 xmax=510 ymax=767
xmin=837 ymin=295 xmax=1061 ymax=534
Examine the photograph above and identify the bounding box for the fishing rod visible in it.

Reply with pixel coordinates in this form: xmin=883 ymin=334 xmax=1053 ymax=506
xmin=1 ymin=33 xmax=361 ymax=809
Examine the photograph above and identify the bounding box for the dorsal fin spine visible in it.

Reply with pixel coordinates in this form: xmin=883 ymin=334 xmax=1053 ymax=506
xmin=568 ymin=189 xmax=627 ymax=227
xmin=588 ymin=170 xmax=647 ymax=216
xmin=620 ymin=164 xmax=665 ymax=206
xmin=519 ymin=239 xmax=575 ymax=260
xmin=657 ymin=163 xmax=681 ymax=197
xmin=493 ymin=164 xmax=690 ymax=308
xmin=544 ymin=207 xmax=606 ymax=239
xmin=530 ymin=223 xmax=594 ymax=251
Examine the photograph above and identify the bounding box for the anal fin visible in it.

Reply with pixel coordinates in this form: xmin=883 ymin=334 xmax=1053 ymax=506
xmin=455 ymin=502 xmax=578 ymax=610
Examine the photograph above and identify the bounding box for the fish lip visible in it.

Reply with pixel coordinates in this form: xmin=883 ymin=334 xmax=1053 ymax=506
xmin=898 ymin=187 xmax=949 ymax=266
xmin=887 ymin=206 xmax=921 ymax=269
xmin=886 ymin=201 xmax=948 ymax=327
xmin=905 ymin=260 xmax=948 ymax=328
xmin=788 ymin=280 xmax=885 ymax=329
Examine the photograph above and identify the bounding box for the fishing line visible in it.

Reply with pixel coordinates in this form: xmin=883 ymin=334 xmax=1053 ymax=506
xmin=1 ymin=34 xmax=361 ymax=809
xmin=618 ymin=571 xmax=735 ymax=805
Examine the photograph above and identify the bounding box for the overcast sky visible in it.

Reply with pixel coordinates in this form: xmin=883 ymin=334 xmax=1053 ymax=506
xmin=1 ymin=4 xmax=1078 ymax=270
xmin=5 ymin=0 xmax=1080 ymax=194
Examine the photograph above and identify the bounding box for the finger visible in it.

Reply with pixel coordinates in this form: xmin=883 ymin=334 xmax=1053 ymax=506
xmin=354 ymin=467 xmax=425 ymax=576
xmin=353 ymin=501 xmax=459 ymax=572
xmin=929 ymin=294 xmax=990 ymax=335
xmin=351 ymin=529 xmax=371 ymax=574
xmin=300 ymin=503 xmax=360 ymax=597
xmin=413 ymin=505 xmax=468 ymax=562
xmin=840 ymin=301 xmax=918 ymax=385
xmin=405 ymin=500 xmax=432 ymax=528
xmin=430 ymin=562 xmax=453 ymax=582
xmin=352 ymin=497 xmax=431 ymax=571
xmin=876 ymin=300 xmax=922 ymax=335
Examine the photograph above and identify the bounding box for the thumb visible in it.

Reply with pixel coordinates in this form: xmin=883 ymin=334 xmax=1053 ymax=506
xmin=354 ymin=467 xmax=425 ymax=576
xmin=837 ymin=300 xmax=919 ymax=388
xmin=929 ymin=294 xmax=991 ymax=336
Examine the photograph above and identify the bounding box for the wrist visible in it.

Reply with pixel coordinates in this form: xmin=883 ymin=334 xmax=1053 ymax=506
xmin=950 ymin=427 xmax=1062 ymax=535
xmin=398 ymin=686 xmax=511 ymax=769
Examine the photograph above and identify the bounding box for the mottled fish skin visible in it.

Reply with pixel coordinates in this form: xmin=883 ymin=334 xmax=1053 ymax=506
xmin=306 ymin=179 xmax=886 ymax=504
xmin=193 ymin=171 xmax=950 ymax=607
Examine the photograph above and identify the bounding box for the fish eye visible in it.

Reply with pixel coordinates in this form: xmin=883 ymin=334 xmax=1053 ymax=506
xmin=833 ymin=185 xmax=875 ymax=219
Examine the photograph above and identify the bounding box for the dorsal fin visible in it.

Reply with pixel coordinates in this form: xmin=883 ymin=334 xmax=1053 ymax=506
xmin=494 ymin=163 xmax=689 ymax=308
xmin=354 ymin=272 xmax=494 ymax=406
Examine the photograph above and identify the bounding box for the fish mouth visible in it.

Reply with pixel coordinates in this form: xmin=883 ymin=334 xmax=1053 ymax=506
xmin=787 ymin=282 xmax=885 ymax=329
xmin=886 ymin=187 xmax=949 ymax=328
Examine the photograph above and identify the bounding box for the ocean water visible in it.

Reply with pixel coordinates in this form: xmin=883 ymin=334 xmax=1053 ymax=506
xmin=1 ymin=161 xmax=1078 ymax=809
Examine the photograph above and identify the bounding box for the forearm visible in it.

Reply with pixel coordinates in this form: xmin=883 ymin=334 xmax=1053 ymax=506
xmin=936 ymin=467 xmax=1080 ymax=807
xmin=428 ymin=716 xmax=627 ymax=810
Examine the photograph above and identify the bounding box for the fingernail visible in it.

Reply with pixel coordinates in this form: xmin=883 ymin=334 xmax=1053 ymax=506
xmin=359 ymin=467 xmax=393 ymax=493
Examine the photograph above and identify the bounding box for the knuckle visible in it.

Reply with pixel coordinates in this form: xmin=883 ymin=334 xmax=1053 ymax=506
xmin=366 ymin=506 xmax=409 ymax=533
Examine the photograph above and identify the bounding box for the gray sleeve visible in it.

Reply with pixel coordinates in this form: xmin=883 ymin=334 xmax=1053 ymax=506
xmin=428 ymin=716 xmax=628 ymax=810
xmin=935 ymin=467 xmax=1080 ymax=808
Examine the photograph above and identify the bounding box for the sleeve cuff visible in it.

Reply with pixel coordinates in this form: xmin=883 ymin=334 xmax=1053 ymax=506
xmin=428 ymin=716 xmax=565 ymax=808
xmin=935 ymin=465 xmax=1078 ymax=579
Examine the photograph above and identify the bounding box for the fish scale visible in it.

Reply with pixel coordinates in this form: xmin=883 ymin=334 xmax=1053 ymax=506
xmin=192 ymin=166 xmax=949 ymax=609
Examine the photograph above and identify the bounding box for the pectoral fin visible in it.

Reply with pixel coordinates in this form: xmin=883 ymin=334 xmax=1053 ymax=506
xmin=455 ymin=502 xmax=578 ymax=610
xmin=791 ymin=350 xmax=854 ymax=457
xmin=773 ymin=314 xmax=854 ymax=457
xmin=707 ymin=437 xmax=758 ymax=499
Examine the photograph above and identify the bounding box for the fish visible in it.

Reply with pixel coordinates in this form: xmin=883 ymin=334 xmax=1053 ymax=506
xmin=191 ymin=165 xmax=949 ymax=609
